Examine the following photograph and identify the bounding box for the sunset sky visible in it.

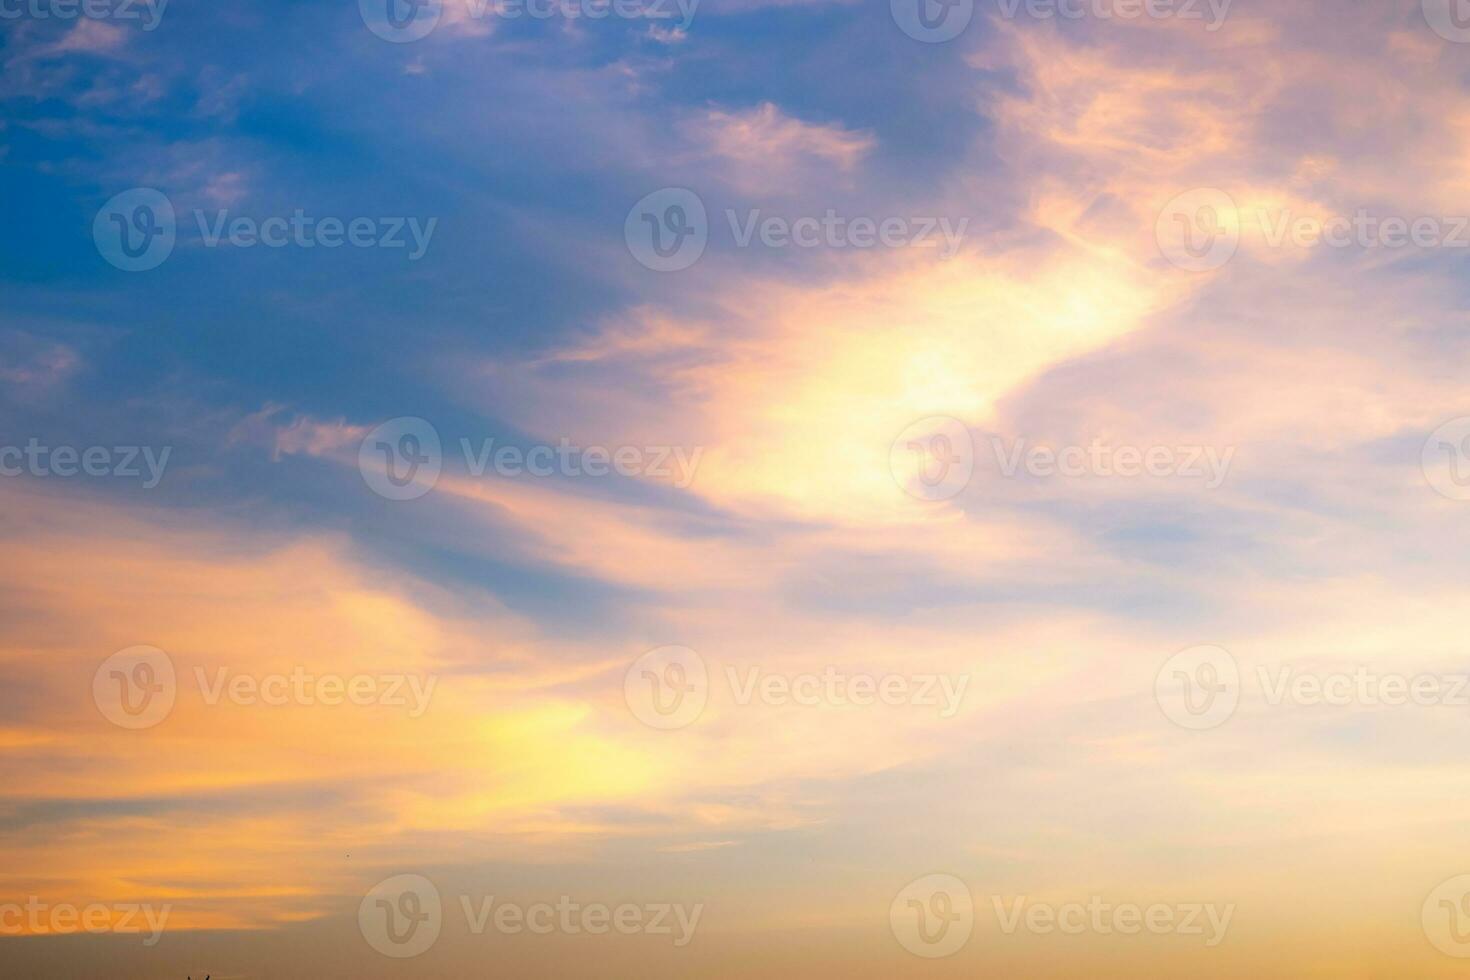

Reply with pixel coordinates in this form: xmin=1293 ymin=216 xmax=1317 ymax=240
xmin=6 ymin=0 xmax=1470 ymax=975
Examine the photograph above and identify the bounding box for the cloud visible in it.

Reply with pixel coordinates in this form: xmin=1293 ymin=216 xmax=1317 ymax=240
xmin=684 ymin=102 xmax=876 ymax=195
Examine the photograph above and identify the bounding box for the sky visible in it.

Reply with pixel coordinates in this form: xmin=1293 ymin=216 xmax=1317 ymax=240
xmin=6 ymin=0 xmax=1470 ymax=975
